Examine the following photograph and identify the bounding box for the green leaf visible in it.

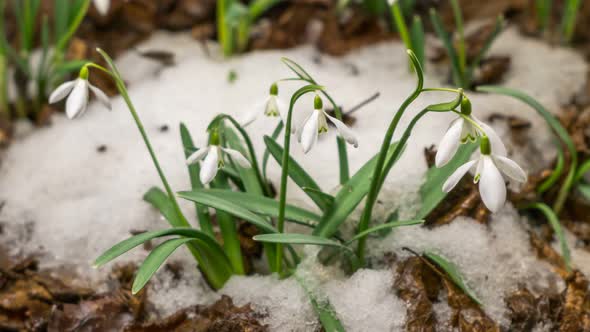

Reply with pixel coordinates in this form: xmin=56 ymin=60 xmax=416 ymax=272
xmin=248 ymin=0 xmax=281 ymax=20
xmin=523 ymin=203 xmax=571 ymax=272
xmin=313 ymin=142 xmax=399 ymax=238
xmin=578 ymin=183 xmax=590 ymax=200
xmin=302 ymin=187 xmax=335 ymax=206
xmin=223 ymin=125 xmax=264 ymax=195
xmin=264 ymin=135 xmax=331 ymax=211
xmin=280 ymin=57 xmax=315 ymax=83
xmin=143 ymin=187 xmax=185 ymax=228
xmin=254 ymin=233 xmax=345 ymax=249
xmin=539 ymin=146 xmax=565 ymax=193
xmin=425 ymin=91 xmax=464 ymax=112
xmin=424 ymin=251 xmax=482 ymax=305
xmin=410 ymin=15 xmax=425 ymax=68
xmin=51 ymin=60 xmax=88 ymax=77
xmin=429 ymin=8 xmax=464 ymax=88
xmin=132 ymin=238 xmax=194 ymax=294
xmin=179 ymin=123 xmax=214 ymax=236
xmin=177 ymin=190 xmax=276 ymax=233
xmin=346 ymin=220 xmax=424 ymax=245
xmin=295 ymin=275 xmax=345 ymax=332
xmin=180 ymin=188 xmax=320 ymax=224
xmin=417 ymin=142 xmax=477 ymax=218
xmin=94 ymin=227 xmax=223 ymax=268
xmin=575 ymin=158 xmax=590 ymax=183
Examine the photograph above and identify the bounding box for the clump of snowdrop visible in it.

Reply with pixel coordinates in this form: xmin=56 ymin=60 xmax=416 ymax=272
xmin=49 ymin=66 xmax=111 ymax=119
xmin=299 ymin=95 xmax=358 ymax=154
xmin=186 ymin=130 xmax=252 ymax=185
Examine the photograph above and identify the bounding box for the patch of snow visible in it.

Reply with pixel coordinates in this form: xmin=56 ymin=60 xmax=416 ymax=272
xmin=373 ymin=204 xmax=564 ymax=327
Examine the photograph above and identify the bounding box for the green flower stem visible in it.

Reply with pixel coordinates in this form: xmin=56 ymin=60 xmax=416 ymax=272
xmin=276 ymin=85 xmax=323 ymax=275
xmin=320 ymin=91 xmax=350 ymax=184
xmin=450 ymin=0 xmax=466 ymax=73
xmin=218 ymin=114 xmax=272 ymax=196
xmin=356 ymin=83 xmax=423 ymax=265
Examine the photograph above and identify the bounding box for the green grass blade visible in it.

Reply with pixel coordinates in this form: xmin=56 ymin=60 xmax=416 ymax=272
xmin=94 ymin=227 xmax=221 ymax=267
xmin=391 ymin=3 xmax=412 ymax=51
xmin=539 ymin=146 xmax=565 ymax=193
xmin=561 ymin=0 xmax=581 ymax=44
xmin=535 ymin=0 xmax=552 ymax=32
xmin=575 ymin=158 xmax=590 ymax=183
xmin=449 ymin=0 xmax=465 ymax=73
xmin=429 ymin=8 xmax=464 ymax=88
xmin=55 ymin=0 xmax=89 ymax=53
xmin=295 ymin=275 xmax=345 ymax=332
xmin=467 ymin=16 xmax=504 ymax=85
xmin=248 ymin=0 xmax=281 ymax=20
xmin=253 ymin=233 xmax=345 ymax=249
xmin=424 ymin=251 xmax=482 ymax=305
xmin=313 ymin=142 xmax=399 ymax=238
xmin=177 ymin=190 xmax=276 ymax=233
xmin=417 ymin=142 xmax=477 ymax=218
xmin=179 ymin=123 xmax=214 ymax=236
xmin=523 ymin=203 xmax=571 ymax=272
xmin=264 ymin=135 xmax=331 ymax=211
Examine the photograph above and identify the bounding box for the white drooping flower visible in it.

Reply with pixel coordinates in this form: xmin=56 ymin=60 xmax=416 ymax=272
xmin=442 ymin=137 xmax=527 ymax=213
xmin=93 ymin=0 xmax=110 ymax=15
xmin=299 ymin=95 xmax=358 ymax=154
xmin=186 ymin=144 xmax=251 ymax=185
xmin=435 ymin=98 xmax=505 ymax=167
xmin=49 ymin=67 xmax=111 ymax=119
xmin=242 ymin=83 xmax=287 ymax=126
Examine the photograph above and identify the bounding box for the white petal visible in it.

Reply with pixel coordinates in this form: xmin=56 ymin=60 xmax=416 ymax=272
xmin=200 ymin=148 xmax=219 ymax=185
xmin=476 ymin=119 xmax=507 ymax=157
xmin=240 ymin=107 xmax=259 ymax=127
xmin=435 ymin=118 xmax=463 ymax=168
xmin=474 ymin=157 xmax=484 ymax=183
xmin=222 ymin=147 xmax=252 ymax=168
xmin=49 ymin=80 xmax=76 ymax=104
xmin=93 ymin=0 xmax=110 ymax=15
xmin=89 ymin=83 xmax=112 ymax=110
xmin=479 ymin=156 xmax=506 ymax=213
xmin=442 ymin=160 xmax=477 ymax=193
xmin=494 ymin=155 xmax=527 ymax=182
xmin=300 ymin=110 xmax=320 ymax=154
xmin=324 ymin=111 xmax=358 ymax=148
xmin=186 ymin=147 xmax=209 ymax=165
xmin=65 ymin=79 xmax=89 ymax=119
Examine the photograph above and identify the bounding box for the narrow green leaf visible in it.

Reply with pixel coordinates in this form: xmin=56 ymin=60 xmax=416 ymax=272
xmin=295 ymin=275 xmax=345 ymax=332
xmin=346 ymin=220 xmax=424 ymax=245
xmin=561 ymin=0 xmax=581 ymax=44
xmin=410 ymin=15 xmax=425 ymax=68
xmin=181 ymin=188 xmax=320 ymax=224
xmin=523 ymin=203 xmax=571 ymax=272
xmin=132 ymin=238 xmax=194 ymax=294
xmin=417 ymin=142 xmax=477 ymax=218
xmin=143 ymin=187 xmax=184 ymax=228
xmin=177 ymin=191 xmax=276 ymax=233
xmin=575 ymin=158 xmax=590 ymax=183
xmin=313 ymin=142 xmax=399 ymax=238
xmin=539 ymin=146 xmax=565 ymax=193
xmin=264 ymin=135 xmax=331 ymax=211
xmin=429 ymin=8 xmax=464 ymax=88
xmin=391 ymin=3 xmax=412 ymax=51
xmin=254 ymin=233 xmax=345 ymax=249
xmin=248 ymin=0 xmax=281 ymax=20
xmin=424 ymin=251 xmax=482 ymax=305
xmin=223 ymin=125 xmax=264 ymax=195
xmin=94 ymin=227 xmax=222 ymax=268
xmin=578 ymin=183 xmax=590 ymax=200
xmin=426 ymin=91 xmax=463 ymax=112
xmin=302 ymin=187 xmax=335 ymax=206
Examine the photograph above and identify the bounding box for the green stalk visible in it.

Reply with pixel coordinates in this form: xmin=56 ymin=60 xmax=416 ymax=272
xmin=391 ymin=3 xmax=412 ymax=51
xmin=276 ymin=85 xmax=323 ymax=274
xmin=450 ymin=0 xmax=466 ymax=74
xmin=535 ymin=0 xmax=552 ymax=32
xmin=356 ymin=51 xmax=423 ymax=265
xmin=320 ymin=92 xmax=350 ymax=184
xmin=561 ymin=0 xmax=581 ymax=44
xmin=217 ymin=0 xmax=234 ymax=57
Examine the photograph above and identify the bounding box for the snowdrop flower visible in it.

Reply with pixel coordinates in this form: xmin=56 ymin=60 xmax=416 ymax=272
xmin=49 ymin=66 xmax=111 ymax=119
xmin=442 ymin=137 xmax=527 ymax=213
xmin=435 ymin=97 xmax=505 ymax=167
xmin=387 ymin=0 xmax=398 ymax=5
xmin=242 ymin=83 xmax=287 ymax=126
xmin=186 ymin=140 xmax=252 ymax=185
xmin=93 ymin=0 xmax=110 ymax=15
xmin=299 ymin=95 xmax=358 ymax=154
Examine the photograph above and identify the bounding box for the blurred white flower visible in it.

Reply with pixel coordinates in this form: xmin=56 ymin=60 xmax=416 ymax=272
xmin=442 ymin=137 xmax=526 ymax=213
xmin=299 ymin=95 xmax=358 ymax=154
xmin=187 ymin=145 xmax=251 ymax=184
xmin=242 ymin=83 xmax=287 ymax=126
xmin=49 ymin=76 xmax=111 ymax=119
xmin=93 ymin=0 xmax=110 ymax=15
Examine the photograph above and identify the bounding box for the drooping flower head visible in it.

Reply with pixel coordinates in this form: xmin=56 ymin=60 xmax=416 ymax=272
xmin=442 ymin=136 xmax=527 ymax=213
xmin=49 ymin=66 xmax=111 ymax=119
xmin=242 ymin=82 xmax=287 ymax=127
xmin=186 ymin=129 xmax=252 ymax=185
xmin=299 ymin=95 xmax=358 ymax=154
xmin=435 ymin=97 xmax=504 ymax=167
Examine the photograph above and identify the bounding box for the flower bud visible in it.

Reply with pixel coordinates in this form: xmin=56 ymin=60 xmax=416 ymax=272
xmin=314 ymin=95 xmax=323 ymax=110
xmin=460 ymin=96 xmax=471 ymax=116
